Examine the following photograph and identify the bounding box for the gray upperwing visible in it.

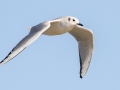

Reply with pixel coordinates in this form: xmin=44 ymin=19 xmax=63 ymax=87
xmin=0 ymin=21 xmax=50 ymax=66
xmin=69 ymin=25 xmax=94 ymax=78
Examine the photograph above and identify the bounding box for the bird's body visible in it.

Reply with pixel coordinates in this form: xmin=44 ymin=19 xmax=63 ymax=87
xmin=0 ymin=16 xmax=94 ymax=78
xmin=43 ymin=22 xmax=68 ymax=35
xmin=34 ymin=16 xmax=79 ymax=35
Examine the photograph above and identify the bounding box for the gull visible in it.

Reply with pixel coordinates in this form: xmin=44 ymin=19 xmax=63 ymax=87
xmin=0 ymin=16 xmax=94 ymax=78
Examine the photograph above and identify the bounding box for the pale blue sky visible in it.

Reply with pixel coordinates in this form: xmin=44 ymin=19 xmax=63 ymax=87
xmin=0 ymin=0 xmax=120 ymax=90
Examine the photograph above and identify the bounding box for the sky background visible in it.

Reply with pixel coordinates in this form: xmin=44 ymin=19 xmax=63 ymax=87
xmin=0 ymin=0 xmax=120 ymax=90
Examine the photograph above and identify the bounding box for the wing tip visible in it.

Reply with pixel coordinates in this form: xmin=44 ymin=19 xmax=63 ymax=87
xmin=0 ymin=60 xmax=5 ymax=66
xmin=0 ymin=60 xmax=4 ymax=63
xmin=80 ymin=56 xmax=83 ymax=79
xmin=80 ymin=75 xmax=83 ymax=79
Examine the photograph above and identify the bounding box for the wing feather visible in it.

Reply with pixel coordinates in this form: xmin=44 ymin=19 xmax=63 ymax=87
xmin=0 ymin=21 xmax=50 ymax=66
xmin=69 ymin=25 xmax=94 ymax=78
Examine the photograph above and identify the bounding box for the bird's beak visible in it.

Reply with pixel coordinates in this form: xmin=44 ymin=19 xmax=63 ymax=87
xmin=77 ymin=23 xmax=83 ymax=26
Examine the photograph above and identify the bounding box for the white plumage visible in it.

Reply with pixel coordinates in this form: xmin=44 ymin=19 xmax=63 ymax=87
xmin=0 ymin=16 xmax=94 ymax=78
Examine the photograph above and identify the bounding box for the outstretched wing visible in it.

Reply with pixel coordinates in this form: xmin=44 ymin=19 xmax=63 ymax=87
xmin=69 ymin=25 xmax=94 ymax=78
xmin=0 ymin=21 xmax=51 ymax=66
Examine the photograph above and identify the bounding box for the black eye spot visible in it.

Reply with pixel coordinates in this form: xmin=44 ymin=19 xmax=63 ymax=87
xmin=73 ymin=19 xmax=75 ymax=21
xmin=68 ymin=18 xmax=71 ymax=21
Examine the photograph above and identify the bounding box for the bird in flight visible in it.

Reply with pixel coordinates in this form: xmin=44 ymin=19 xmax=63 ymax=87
xmin=0 ymin=16 xmax=94 ymax=78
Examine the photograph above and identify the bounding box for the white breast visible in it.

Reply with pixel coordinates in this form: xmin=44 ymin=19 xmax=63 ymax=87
xmin=43 ymin=22 xmax=71 ymax=36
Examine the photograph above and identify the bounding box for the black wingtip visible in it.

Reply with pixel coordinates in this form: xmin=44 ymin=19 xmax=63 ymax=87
xmin=0 ymin=60 xmax=4 ymax=64
xmin=79 ymin=56 xmax=83 ymax=79
xmin=80 ymin=75 xmax=83 ymax=79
